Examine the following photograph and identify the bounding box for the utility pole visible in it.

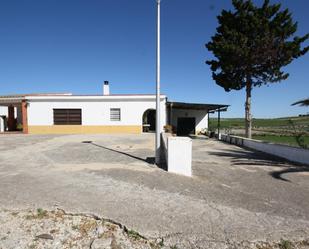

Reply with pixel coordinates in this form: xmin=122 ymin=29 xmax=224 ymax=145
xmin=155 ymin=0 xmax=161 ymax=165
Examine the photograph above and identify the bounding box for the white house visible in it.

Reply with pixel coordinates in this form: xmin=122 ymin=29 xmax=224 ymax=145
xmin=0 ymin=82 xmax=228 ymax=135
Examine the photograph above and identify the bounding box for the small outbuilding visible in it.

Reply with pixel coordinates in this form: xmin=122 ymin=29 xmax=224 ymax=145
xmin=166 ymin=102 xmax=228 ymax=136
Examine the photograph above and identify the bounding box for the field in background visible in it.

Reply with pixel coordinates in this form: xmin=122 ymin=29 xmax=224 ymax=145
xmin=209 ymin=116 xmax=309 ymax=148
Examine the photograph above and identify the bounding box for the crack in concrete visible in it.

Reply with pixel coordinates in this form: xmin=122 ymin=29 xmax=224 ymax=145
xmin=56 ymin=208 xmax=150 ymax=246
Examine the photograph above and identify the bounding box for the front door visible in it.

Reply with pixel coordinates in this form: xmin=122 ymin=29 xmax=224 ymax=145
xmin=177 ymin=117 xmax=196 ymax=136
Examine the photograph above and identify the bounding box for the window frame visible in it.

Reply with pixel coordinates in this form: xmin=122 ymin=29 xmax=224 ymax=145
xmin=53 ymin=109 xmax=82 ymax=125
xmin=110 ymin=108 xmax=121 ymax=121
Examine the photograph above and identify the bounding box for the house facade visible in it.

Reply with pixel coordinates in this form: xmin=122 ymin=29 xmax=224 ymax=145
xmin=0 ymin=82 xmax=228 ymax=135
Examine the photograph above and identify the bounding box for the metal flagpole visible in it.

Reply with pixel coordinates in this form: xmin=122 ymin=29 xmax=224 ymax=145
xmin=155 ymin=0 xmax=161 ymax=165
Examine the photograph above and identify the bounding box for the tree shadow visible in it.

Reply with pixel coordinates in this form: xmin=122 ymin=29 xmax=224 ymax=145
xmin=208 ymin=147 xmax=308 ymax=182
xmin=270 ymin=167 xmax=309 ymax=182
xmin=81 ymin=141 xmax=168 ymax=170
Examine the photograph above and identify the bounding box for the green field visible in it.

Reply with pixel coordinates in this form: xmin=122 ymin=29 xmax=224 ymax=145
xmin=209 ymin=116 xmax=309 ymax=130
xmin=245 ymin=134 xmax=309 ymax=148
xmin=209 ymin=116 xmax=309 ymax=148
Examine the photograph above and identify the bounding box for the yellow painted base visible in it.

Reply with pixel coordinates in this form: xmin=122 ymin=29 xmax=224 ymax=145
xmin=28 ymin=125 xmax=142 ymax=134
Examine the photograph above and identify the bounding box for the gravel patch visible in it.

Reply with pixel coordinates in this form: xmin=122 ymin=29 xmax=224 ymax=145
xmin=0 ymin=208 xmax=164 ymax=249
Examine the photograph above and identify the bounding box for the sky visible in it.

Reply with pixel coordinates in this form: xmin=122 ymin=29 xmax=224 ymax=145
xmin=0 ymin=0 xmax=308 ymax=118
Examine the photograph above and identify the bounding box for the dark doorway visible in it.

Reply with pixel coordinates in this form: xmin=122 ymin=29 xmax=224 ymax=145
xmin=177 ymin=117 xmax=196 ymax=136
xmin=142 ymin=109 xmax=156 ymax=132
xmin=7 ymin=105 xmax=16 ymax=131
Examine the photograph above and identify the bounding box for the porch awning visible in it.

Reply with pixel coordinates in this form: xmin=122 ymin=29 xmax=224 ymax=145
xmin=166 ymin=101 xmax=229 ymax=112
xmin=0 ymin=96 xmax=24 ymax=105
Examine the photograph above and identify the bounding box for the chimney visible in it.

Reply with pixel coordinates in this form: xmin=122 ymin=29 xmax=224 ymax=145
xmin=103 ymin=81 xmax=110 ymax=95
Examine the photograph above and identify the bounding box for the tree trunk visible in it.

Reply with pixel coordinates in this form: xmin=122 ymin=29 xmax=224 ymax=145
xmin=245 ymin=79 xmax=252 ymax=139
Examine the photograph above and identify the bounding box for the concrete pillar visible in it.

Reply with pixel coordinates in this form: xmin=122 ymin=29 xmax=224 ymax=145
xmin=167 ymin=136 xmax=192 ymax=177
xmin=217 ymin=109 xmax=221 ymax=138
xmin=21 ymin=101 xmax=28 ymax=134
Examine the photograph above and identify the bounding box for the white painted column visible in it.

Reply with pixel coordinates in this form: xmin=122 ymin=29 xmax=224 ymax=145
xmin=155 ymin=0 xmax=161 ymax=164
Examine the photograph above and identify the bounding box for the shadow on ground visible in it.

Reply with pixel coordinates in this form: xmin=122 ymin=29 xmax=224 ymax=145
xmin=208 ymin=147 xmax=309 ymax=182
xmin=82 ymin=141 xmax=167 ymax=171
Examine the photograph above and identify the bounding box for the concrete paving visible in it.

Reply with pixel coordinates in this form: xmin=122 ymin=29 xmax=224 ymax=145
xmin=0 ymin=134 xmax=308 ymax=248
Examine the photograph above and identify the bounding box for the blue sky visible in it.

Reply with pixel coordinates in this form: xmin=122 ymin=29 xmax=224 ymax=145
xmin=0 ymin=0 xmax=308 ymax=118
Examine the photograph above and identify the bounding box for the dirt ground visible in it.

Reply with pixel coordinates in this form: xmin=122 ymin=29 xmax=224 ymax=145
xmin=0 ymin=133 xmax=308 ymax=248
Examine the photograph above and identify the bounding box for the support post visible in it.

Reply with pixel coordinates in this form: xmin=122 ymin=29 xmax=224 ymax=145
xmin=155 ymin=0 xmax=161 ymax=164
xmin=169 ymin=103 xmax=173 ymax=128
xmin=217 ymin=109 xmax=221 ymax=139
xmin=207 ymin=111 xmax=210 ymax=131
xmin=21 ymin=100 xmax=28 ymax=134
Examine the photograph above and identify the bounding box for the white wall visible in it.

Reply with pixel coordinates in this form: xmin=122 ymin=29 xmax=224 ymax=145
xmin=0 ymin=106 xmax=18 ymax=119
xmin=27 ymin=97 xmax=167 ymax=131
xmin=161 ymin=133 xmax=192 ymax=177
xmin=170 ymin=108 xmax=208 ymax=134
xmin=0 ymin=106 xmax=8 ymax=116
xmin=220 ymin=134 xmax=309 ymax=165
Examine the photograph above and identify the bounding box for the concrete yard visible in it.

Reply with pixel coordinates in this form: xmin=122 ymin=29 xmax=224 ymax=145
xmin=0 ymin=134 xmax=308 ymax=248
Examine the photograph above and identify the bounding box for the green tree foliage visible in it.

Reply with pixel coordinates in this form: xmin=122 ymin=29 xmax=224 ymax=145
xmin=206 ymin=0 xmax=308 ymax=138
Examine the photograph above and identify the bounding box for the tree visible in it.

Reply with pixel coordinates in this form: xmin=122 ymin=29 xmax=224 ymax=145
xmin=206 ymin=0 xmax=308 ymax=138
xmin=292 ymin=98 xmax=309 ymax=107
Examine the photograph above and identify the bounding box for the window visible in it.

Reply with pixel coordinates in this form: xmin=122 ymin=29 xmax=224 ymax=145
xmin=53 ymin=109 xmax=82 ymax=125
xmin=110 ymin=108 xmax=121 ymax=121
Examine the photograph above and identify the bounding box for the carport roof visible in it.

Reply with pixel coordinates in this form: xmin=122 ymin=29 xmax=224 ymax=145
xmin=167 ymin=101 xmax=229 ymax=112
xmin=0 ymin=93 xmax=73 ymax=103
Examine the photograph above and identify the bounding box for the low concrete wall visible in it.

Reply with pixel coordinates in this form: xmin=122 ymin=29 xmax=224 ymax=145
xmin=161 ymin=133 xmax=192 ymax=176
xmin=220 ymin=134 xmax=309 ymax=165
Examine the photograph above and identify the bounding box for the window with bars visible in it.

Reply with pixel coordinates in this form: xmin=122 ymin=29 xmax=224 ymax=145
xmin=53 ymin=109 xmax=82 ymax=125
xmin=110 ymin=108 xmax=121 ymax=121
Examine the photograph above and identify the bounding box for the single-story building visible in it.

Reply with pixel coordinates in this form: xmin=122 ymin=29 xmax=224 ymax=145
xmin=0 ymin=82 xmax=228 ymax=135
